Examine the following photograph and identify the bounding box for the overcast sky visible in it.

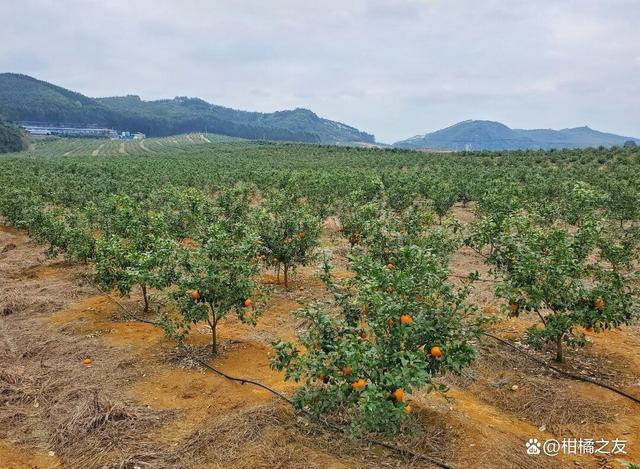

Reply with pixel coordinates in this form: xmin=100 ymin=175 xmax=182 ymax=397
xmin=2 ymin=0 xmax=639 ymax=142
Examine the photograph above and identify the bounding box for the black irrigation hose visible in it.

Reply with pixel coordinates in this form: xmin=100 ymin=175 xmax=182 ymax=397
xmin=93 ymin=283 xmax=453 ymax=469
xmin=192 ymin=357 xmax=453 ymax=469
xmin=90 ymin=282 xmax=156 ymax=325
xmin=481 ymin=332 xmax=640 ymax=405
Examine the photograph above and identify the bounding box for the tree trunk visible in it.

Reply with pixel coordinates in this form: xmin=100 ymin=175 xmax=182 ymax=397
xmin=284 ymin=263 xmax=289 ymax=289
xmin=141 ymin=284 xmax=149 ymax=313
xmin=555 ymin=334 xmax=564 ymax=363
xmin=276 ymin=264 xmax=280 ymax=284
xmin=209 ymin=310 xmax=218 ymax=355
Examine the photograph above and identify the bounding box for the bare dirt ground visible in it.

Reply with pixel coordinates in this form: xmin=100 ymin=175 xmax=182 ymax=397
xmin=1 ymin=206 xmax=639 ymax=468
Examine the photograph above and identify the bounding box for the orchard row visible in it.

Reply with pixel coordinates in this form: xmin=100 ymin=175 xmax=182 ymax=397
xmin=0 ymin=139 xmax=638 ymax=433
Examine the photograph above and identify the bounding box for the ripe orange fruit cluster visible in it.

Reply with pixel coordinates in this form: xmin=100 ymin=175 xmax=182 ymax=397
xmin=594 ymin=298 xmax=605 ymax=309
xmin=244 ymin=298 xmax=253 ymax=308
xmin=82 ymin=357 xmax=93 ymax=365
xmin=190 ymin=290 xmax=201 ymax=300
xmin=400 ymin=314 xmax=413 ymax=325
xmin=393 ymin=388 xmax=404 ymax=402
xmin=387 ymin=262 xmax=395 ymax=270
xmin=430 ymin=346 xmax=442 ymax=358
xmin=352 ymin=378 xmax=366 ymax=389
xmin=404 ymin=405 xmax=412 ymax=413
xmin=342 ymin=366 xmax=352 ymax=376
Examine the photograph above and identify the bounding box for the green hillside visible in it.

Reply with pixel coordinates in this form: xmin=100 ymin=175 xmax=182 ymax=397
xmin=0 ymin=73 xmax=375 ymax=144
xmin=0 ymin=74 xmax=114 ymax=124
xmin=0 ymin=120 xmax=29 ymax=153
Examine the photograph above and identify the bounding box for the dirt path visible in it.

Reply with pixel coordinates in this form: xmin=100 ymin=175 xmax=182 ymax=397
xmin=1 ymin=210 xmax=639 ymax=468
xmin=91 ymin=142 xmax=105 ymax=156
xmin=139 ymin=140 xmax=151 ymax=152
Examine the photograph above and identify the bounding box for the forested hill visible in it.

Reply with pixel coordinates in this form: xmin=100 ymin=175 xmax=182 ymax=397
xmin=0 ymin=120 xmax=29 ymax=153
xmin=0 ymin=73 xmax=375 ymax=144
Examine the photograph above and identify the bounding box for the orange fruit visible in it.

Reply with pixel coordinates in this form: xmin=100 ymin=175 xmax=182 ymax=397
xmin=393 ymin=388 xmax=404 ymax=402
xmin=594 ymin=298 xmax=605 ymax=309
xmin=386 ymin=287 xmax=394 ymax=294
xmin=343 ymin=366 xmax=352 ymax=376
xmin=430 ymin=346 xmax=442 ymax=358
xmin=387 ymin=262 xmax=395 ymax=270
xmin=585 ymin=326 xmax=594 ymax=333
xmin=244 ymin=298 xmax=253 ymax=308
xmin=400 ymin=314 xmax=413 ymax=325
xmin=190 ymin=290 xmax=201 ymax=300
xmin=82 ymin=357 xmax=93 ymax=365
xmin=509 ymin=302 xmax=518 ymax=312
xmin=352 ymin=379 xmax=366 ymax=390
xmin=404 ymin=405 xmax=412 ymax=413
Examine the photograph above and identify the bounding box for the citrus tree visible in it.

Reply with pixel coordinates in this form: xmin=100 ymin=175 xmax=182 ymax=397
xmin=257 ymin=191 xmax=321 ymax=288
xmin=272 ymin=243 xmax=485 ymax=434
xmin=94 ymin=196 xmax=177 ymax=313
xmin=158 ymin=222 xmax=267 ymax=354
xmin=477 ymin=209 xmax=638 ymax=362
xmin=426 ymin=181 xmax=457 ymax=225
xmin=338 ymin=195 xmax=385 ymax=248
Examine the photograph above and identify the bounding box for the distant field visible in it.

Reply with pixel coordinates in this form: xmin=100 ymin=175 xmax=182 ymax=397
xmin=19 ymin=133 xmax=245 ymax=158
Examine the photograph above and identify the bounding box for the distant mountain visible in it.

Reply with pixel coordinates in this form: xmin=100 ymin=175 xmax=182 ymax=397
xmin=0 ymin=73 xmax=374 ymax=144
xmin=393 ymin=120 xmax=640 ymax=150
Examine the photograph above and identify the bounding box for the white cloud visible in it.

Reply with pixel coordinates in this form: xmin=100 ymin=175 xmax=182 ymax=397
xmin=0 ymin=0 xmax=638 ymax=142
